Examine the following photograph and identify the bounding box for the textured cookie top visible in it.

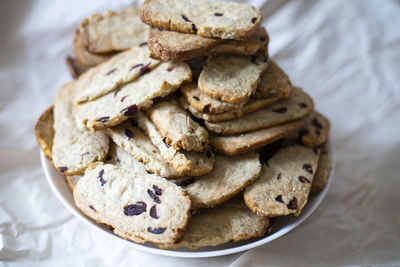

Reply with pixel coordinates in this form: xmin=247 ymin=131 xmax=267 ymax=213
xmin=52 ymin=82 xmax=109 ymax=175
xmin=244 ymin=145 xmax=319 ymax=217
xmin=139 ymin=0 xmax=262 ymax=40
xmin=34 ymin=106 xmax=55 ymax=160
xmin=198 ymin=52 xmax=268 ymax=104
xmin=80 ymin=8 xmax=149 ymax=53
xmin=73 ymin=162 xmax=191 ymax=244
xmin=146 ymin=99 xmax=208 ymax=152
xmin=107 ymin=141 xmax=148 ymax=175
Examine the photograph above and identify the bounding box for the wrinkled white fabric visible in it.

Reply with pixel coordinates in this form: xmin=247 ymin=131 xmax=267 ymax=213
xmin=1 ymin=0 xmax=400 ymax=266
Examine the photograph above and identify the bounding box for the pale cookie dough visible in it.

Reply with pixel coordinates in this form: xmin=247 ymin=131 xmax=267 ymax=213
xmin=139 ymin=0 xmax=262 ymax=40
xmin=159 ymin=198 xmax=269 ymax=249
xmin=311 ymin=141 xmax=332 ymax=194
xmin=210 ymin=120 xmax=304 ymax=156
xmin=52 ymin=82 xmax=109 ymax=175
xmin=107 ymin=141 xmax=148 ymax=175
xmin=76 ymin=61 xmax=192 ymax=130
xmin=244 ymin=145 xmax=319 ymax=217
xmin=34 ymin=106 xmax=55 ymax=160
xmin=198 ymin=52 xmax=268 ymax=104
xmin=146 ymin=99 xmax=208 ymax=152
xmin=205 ymin=87 xmax=314 ymax=135
xmin=73 ymin=162 xmax=191 ymax=245
xmin=135 ymin=113 xmax=214 ymax=176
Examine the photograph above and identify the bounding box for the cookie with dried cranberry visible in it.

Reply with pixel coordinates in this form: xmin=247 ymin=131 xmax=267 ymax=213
xmin=52 ymin=82 xmax=109 ymax=175
xmin=76 ymin=61 xmax=192 ymax=130
xmin=73 ymin=162 xmax=191 ymax=245
xmin=135 ymin=113 xmax=214 ymax=176
xmin=146 ymin=99 xmax=208 ymax=152
xmin=34 ymin=106 xmax=55 ymax=160
xmin=311 ymin=141 xmax=332 ymax=194
xmin=205 ymin=87 xmax=314 ymax=135
xmin=244 ymin=145 xmax=319 ymax=217
xmin=139 ymin=0 xmax=262 ymax=40
xmin=159 ymin=198 xmax=269 ymax=249
xmin=198 ymin=52 xmax=268 ymax=104
xmin=107 ymin=141 xmax=149 ymax=175
xmin=210 ymin=120 xmax=304 ymax=156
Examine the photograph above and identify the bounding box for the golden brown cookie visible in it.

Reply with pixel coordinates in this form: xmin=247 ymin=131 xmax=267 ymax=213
xmin=34 ymin=106 xmax=55 ymax=160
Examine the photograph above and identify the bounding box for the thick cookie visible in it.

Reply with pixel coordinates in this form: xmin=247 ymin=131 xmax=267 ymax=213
xmin=75 ymin=46 xmax=160 ymax=104
xmin=311 ymin=141 xmax=332 ymax=194
xmin=107 ymin=141 xmax=148 ymax=174
xmin=139 ymin=0 xmax=262 ymax=40
xmin=66 ymin=56 xmax=88 ymax=79
xmin=244 ymin=145 xmax=319 ymax=217
xmin=76 ymin=61 xmax=192 ymax=130
xmin=73 ymin=162 xmax=191 ymax=245
xmin=52 ymin=82 xmax=109 ymax=175
xmin=146 ymin=99 xmax=208 ymax=152
xmin=198 ymin=52 xmax=268 ymax=104
xmin=104 ymin=121 xmax=180 ymax=179
xmin=210 ymin=120 xmax=304 ymax=156
xmin=160 ymin=198 xmax=269 ymax=249
xmin=176 ymin=153 xmax=261 ymax=209
xmin=79 ymin=8 xmax=149 ymax=53
xmin=34 ymin=106 xmax=55 ymax=160
xmin=205 ymin=87 xmax=314 ymax=135
xmin=135 ymin=113 xmax=214 ymax=176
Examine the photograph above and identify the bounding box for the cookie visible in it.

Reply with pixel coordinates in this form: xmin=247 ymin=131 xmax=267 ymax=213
xmin=146 ymin=99 xmax=208 ymax=152
xmin=205 ymin=87 xmax=314 ymax=135
xmin=139 ymin=0 xmax=262 ymax=40
xmin=244 ymin=145 xmax=319 ymax=217
xmin=311 ymin=141 xmax=332 ymax=194
xmin=75 ymin=46 xmax=161 ymax=104
xmin=104 ymin=121 xmax=181 ymax=179
xmin=34 ymin=106 xmax=55 ymax=160
xmin=66 ymin=56 xmax=88 ymax=79
xmin=80 ymin=8 xmax=149 ymax=53
xmin=198 ymin=52 xmax=268 ymax=104
xmin=160 ymin=198 xmax=269 ymax=249
xmin=210 ymin=120 xmax=304 ymax=156
xmin=135 ymin=113 xmax=214 ymax=176
xmin=148 ymin=26 xmax=269 ymax=61
xmin=73 ymin=162 xmax=191 ymax=245
xmin=76 ymin=61 xmax=192 ymax=130
xmin=177 ymin=153 xmax=261 ymax=209
xmin=52 ymin=82 xmax=109 ymax=175
xmin=107 ymin=141 xmax=149 ymax=175
xmin=65 ymin=175 xmax=82 ymax=191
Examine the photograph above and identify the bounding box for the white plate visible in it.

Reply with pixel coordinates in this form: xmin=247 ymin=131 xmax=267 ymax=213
xmin=40 ymin=143 xmax=334 ymax=258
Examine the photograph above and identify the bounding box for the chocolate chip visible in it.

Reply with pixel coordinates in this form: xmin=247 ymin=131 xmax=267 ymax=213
xmin=203 ymin=103 xmax=211 ymax=113
xmin=150 ymin=205 xmax=159 ymax=219
xmin=214 ymin=12 xmax=223 ymax=16
xmin=148 ymin=189 xmax=161 ymax=204
xmin=299 ymin=103 xmax=308 ymax=108
xmin=147 ymin=227 xmax=166 ymax=234
xmin=316 ymin=129 xmax=321 ymax=136
xmin=286 ymin=197 xmax=298 ymax=210
xmin=152 ymin=96 xmax=162 ymax=105
xmin=105 ymin=68 xmax=117 ymax=75
xmin=312 ymin=118 xmax=323 ymax=129
xmin=272 ymin=107 xmax=287 ymax=113
xmin=251 ymin=17 xmax=257 ymax=24
xmin=58 ymin=166 xmax=68 ymax=173
xmin=303 ymin=164 xmax=313 ymax=174
xmin=251 ymin=55 xmax=258 ymax=65
xmin=259 ymin=37 xmax=267 ymax=41
xmin=298 ymin=176 xmax=311 ymax=183
xmin=139 ymin=42 xmax=147 ymax=47
xmin=98 ymin=169 xmax=106 ymax=186
xmin=153 ymin=185 xmax=162 ymax=196
xmin=89 ymin=205 xmax=97 ymax=212
xmin=275 ymin=195 xmax=284 ymax=203
xmin=120 ymin=104 xmax=138 ymax=116
xmin=124 ymin=201 xmax=147 ymax=216
xmin=140 ymin=63 xmax=151 ymax=75
xmin=130 ymin=63 xmax=144 ymax=72
xmin=121 ymin=95 xmax=128 ymax=102
xmin=167 ymin=67 xmax=174 ymax=72
xmin=277 ymin=172 xmax=281 ymax=180
xmin=193 ymin=96 xmax=200 ymax=101
xmin=125 ymin=129 xmax=134 ymax=139
xmin=96 ymin=116 xmax=110 ymax=123
xmin=181 ymin=14 xmax=191 ymax=22
xmin=178 ymin=178 xmax=195 ymax=187
xmin=162 ymin=137 xmax=170 ymax=148
xmin=192 ymin=23 xmax=198 ymax=33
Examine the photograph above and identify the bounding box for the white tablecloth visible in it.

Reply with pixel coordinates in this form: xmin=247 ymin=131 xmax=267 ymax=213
xmin=1 ymin=0 xmax=400 ymax=266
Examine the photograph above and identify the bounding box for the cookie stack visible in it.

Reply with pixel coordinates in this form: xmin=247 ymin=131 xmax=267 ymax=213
xmin=36 ymin=0 xmax=332 ymax=249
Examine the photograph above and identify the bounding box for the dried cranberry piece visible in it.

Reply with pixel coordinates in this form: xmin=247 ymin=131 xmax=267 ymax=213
xmin=120 ymin=95 xmax=128 ymax=102
xmin=178 ymin=178 xmax=195 ymax=187
xmin=58 ymin=166 xmax=68 ymax=173
xmin=298 ymin=176 xmax=310 ymax=183
xmin=153 ymin=185 xmax=162 ymax=196
xmin=312 ymin=118 xmax=323 ymax=129
xmin=181 ymin=14 xmax=191 ymax=22
xmin=251 ymin=55 xmax=259 ymax=65
xmin=147 ymin=227 xmax=166 ymax=234
xmin=105 ymin=68 xmax=117 ymax=75
xmin=297 ymin=128 xmax=309 ymax=143
xmin=148 ymin=189 xmax=161 ymax=204
xmin=96 ymin=116 xmax=110 ymax=122
xmin=276 ymin=173 xmax=282 ymax=180
xmin=275 ymin=195 xmax=284 ymax=203
xmin=124 ymin=201 xmax=147 ymax=216
xmin=150 ymin=205 xmax=159 ymax=219
xmin=130 ymin=63 xmax=144 ymax=72
xmin=120 ymin=104 xmax=138 ymax=116
xmin=286 ymin=197 xmax=298 ymax=210
xmin=162 ymin=137 xmax=170 ymax=148
xmin=152 ymin=97 xmax=162 ymax=105
xmin=98 ymin=169 xmax=106 ymax=186
xmin=139 ymin=42 xmax=147 ymax=47
xmin=203 ymin=103 xmax=211 ymax=113
xmin=272 ymin=107 xmax=287 ymax=113
xmin=125 ymin=129 xmax=134 ymax=139
xmin=299 ymin=103 xmax=308 ymax=108
xmin=167 ymin=67 xmax=174 ymax=72
xmin=303 ymin=164 xmax=313 ymax=174
xmin=193 ymin=96 xmax=200 ymax=101
xmin=251 ymin=17 xmax=257 ymax=24
xmin=214 ymin=13 xmax=223 ymax=16
xmin=140 ymin=63 xmax=152 ymax=75
xmin=89 ymin=205 xmax=97 ymax=212
xmin=191 ymin=23 xmax=198 ymax=33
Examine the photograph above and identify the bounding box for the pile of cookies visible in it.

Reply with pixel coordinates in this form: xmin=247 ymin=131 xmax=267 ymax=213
xmin=35 ymin=0 xmax=332 ymax=249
